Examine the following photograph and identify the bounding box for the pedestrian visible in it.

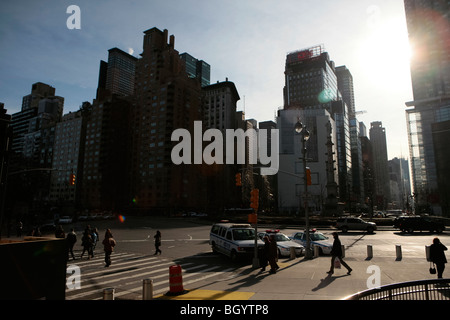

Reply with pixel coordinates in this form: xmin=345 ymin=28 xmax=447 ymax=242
xmin=102 ymin=229 xmax=116 ymax=267
xmin=154 ymin=230 xmax=162 ymax=255
xmin=430 ymin=237 xmax=447 ymax=279
xmin=66 ymin=228 xmax=77 ymax=260
xmin=328 ymin=232 xmax=352 ymax=275
xmin=80 ymin=227 xmax=93 ymax=259
xmin=260 ymin=235 xmax=270 ymax=271
xmin=268 ymin=234 xmax=279 ymax=274
xmin=91 ymin=227 xmax=99 ymax=256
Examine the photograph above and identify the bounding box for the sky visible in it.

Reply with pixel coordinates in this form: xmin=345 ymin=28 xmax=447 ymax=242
xmin=0 ymin=0 xmax=414 ymax=159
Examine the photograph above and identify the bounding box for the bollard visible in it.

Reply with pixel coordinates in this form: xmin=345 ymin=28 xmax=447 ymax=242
xmin=341 ymin=244 xmax=345 ymax=258
xmin=425 ymin=245 xmax=431 ymax=262
xmin=290 ymin=246 xmax=296 ymax=259
xmin=396 ymin=245 xmax=402 ymax=260
xmin=314 ymin=245 xmax=320 ymax=258
xmin=367 ymin=245 xmax=373 ymax=259
xmin=103 ymin=288 xmax=114 ymax=300
xmin=143 ymin=278 xmax=153 ymax=300
xmin=166 ymin=265 xmax=187 ymax=296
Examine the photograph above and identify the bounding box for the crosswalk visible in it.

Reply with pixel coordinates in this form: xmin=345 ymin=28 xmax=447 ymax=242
xmin=65 ymin=250 xmax=236 ymax=300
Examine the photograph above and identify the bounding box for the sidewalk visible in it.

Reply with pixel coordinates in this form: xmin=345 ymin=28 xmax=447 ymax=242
xmin=158 ymin=253 xmax=436 ymax=300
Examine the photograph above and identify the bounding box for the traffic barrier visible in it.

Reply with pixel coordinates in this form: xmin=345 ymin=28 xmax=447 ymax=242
xmin=314 ymin=245 xmax=320 ymax=258
xmin=166 ymin=264 xmax=188 ymax=296
xmin=425 ymin=245 xmax=431 ymax=262
xmin=367 ymin=245 xmax=373 ymax=259
xmin=143 ymin=278 xmax=153 ymax=300
xmin=103 ymin=288 xmax=114 ymax=300
xmin=290 ymin=247 xmax=296 ymax=259
xmin=396 ymin=245 xmax=402 ymax=260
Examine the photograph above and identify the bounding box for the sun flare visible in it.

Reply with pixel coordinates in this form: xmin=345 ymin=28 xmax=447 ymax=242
xmin=360 ymin=18 xmax=412 ymax=87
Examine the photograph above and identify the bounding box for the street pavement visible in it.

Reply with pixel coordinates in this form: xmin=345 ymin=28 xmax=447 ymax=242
xmin=157 ymin=249 xmax=441 ymax=300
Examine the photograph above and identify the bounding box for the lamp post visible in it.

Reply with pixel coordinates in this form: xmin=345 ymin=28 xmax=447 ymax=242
xmin=295 ymin=118 xmax=312 ymax=259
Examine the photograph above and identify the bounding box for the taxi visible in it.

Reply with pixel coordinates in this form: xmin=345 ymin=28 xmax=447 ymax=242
xmin=258 ymin=230 xmax=304 ymax=257
xmin=289 ymin=229 xmax=333 ymax=255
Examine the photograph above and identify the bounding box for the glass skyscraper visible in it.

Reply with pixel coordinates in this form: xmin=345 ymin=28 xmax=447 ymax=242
xmin=404 ymin=0 xmax=450 ymax=215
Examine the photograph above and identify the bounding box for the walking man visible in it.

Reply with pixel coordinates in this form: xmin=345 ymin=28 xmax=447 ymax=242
xmin=327 ymin=232 xmax=352 ymax=275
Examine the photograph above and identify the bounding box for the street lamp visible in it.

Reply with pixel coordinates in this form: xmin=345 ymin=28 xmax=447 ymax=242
xmin=295 ymin=118 xmax=312 ymax=259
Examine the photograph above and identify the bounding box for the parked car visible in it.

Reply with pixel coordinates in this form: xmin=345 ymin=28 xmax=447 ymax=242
xmin=393 ymin=216 xmax=445 ymax=233
xmin=335 ymin=217 xmax=377 ymax=233
xmin=258 ymin=230 xmax=304 ymax=257
xmin=290 ymin=229 xmax=333 ymax=255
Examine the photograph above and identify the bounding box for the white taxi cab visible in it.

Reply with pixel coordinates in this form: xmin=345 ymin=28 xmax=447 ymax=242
xmin=209 ymin=222 xmax=264 ymax=261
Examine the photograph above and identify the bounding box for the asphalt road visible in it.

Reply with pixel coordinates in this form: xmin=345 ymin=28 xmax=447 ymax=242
xmin=66 ymin=216 xmax=448 ymax=263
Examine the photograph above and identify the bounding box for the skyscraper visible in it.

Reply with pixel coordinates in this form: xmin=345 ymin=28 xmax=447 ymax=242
xmin=370 ymin=121 xmax=391 ymax=209
xmin=180 ymin=52 xmax=211 ymax=87
xmin=97 ymin=47 xmax=137 ymax=99
xmin=131 ymin=28 xmax=206 ymax=213
xmin=404 ymin=0 xmax=450 ymax=215
xmin=284 ymin=44 xmax=339 ymax=110
xmin=336 ymin=66 xmax=356 ymax=117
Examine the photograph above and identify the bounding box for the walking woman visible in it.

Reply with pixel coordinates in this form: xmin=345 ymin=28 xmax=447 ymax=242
xmin=102 ymin=229 xmax=116 ymax=267
xmin=430 ymin=237 xmax=448 ymax=279
xmin=327 ymin=232 xmax=352 ymax=275
xmin=154 ymin=230 xmax=162 ymax=255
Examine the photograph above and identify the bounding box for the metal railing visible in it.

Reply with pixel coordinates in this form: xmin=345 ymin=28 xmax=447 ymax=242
xmin=344 ymin=279 xmax=450 ymax=300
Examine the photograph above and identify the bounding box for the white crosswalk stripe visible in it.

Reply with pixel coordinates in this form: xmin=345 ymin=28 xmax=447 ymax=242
xmin=65 ymin=251 xmax=237 ymax=300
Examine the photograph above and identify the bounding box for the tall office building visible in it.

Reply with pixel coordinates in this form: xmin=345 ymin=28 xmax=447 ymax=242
xmin=404 ymin=0 xmax=450 ymax=215
xmin=131 ymin=28 xmax=206 ymax=213
xmin=201 ymin=79 xmax=241 ymax=211
xmin=281 ymin=45 xmax=353 ymax=209
xmin=336 ymin=66 xmax=356 ymax=118
xmin=284 ymin=44 xmax=339 ymax=111
xmin=97 ymin=48 xmax=137 ymax=99
xmin=180 ymin=53 xmax=211 ymax=87
xmin=49 ymin=108 xmax=86 ymax=209
xmin=277 ymin=108 xmax=339 ymax=215
xmin=370 ymin=121 xmax=391 ymax=209
xmin=9 ymin=82 xmax=64 ymax=216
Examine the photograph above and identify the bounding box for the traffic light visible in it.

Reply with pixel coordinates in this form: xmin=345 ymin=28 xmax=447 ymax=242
xmin=235 ymin=173 xmax=242 ymax=186
xmin=69 ymin=173 xmax=76 ymax=186
xmin=250 ymin=188 xmax=259 ymax=210
xmin=306 ymin=167 xmax=311 ymax=186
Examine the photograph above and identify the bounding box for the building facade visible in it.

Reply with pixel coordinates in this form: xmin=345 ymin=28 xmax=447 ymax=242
xmin=370 ymin=121 xmax=391 ymax=209
xmin=404 ymin=0 xmax=450 ymax=215
xmin=130 ymin=28 xmax=206 ymax=214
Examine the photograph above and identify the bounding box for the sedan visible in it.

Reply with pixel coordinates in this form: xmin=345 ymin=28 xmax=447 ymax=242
xmin=290 ymin=230 xmax=333 ymax=255
xmin=258 ymin=230 xmax=304 ymax=257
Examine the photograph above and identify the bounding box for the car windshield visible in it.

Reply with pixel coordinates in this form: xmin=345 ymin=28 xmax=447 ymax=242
xmin=310 ymin=233 xmax=327 ymax=241
xmin=233 ymin=229 xmax=255 ymax=240
xmin=273 ymin=234 xmax=290 ymax=242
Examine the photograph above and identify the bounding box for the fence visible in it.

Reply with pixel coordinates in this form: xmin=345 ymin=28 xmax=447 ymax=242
xmin=344 ymin=279 xmax=450 ymax=300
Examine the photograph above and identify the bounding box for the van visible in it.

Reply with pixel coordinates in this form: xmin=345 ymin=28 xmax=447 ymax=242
xmin=209 ymin=222 xmax=264 ymax=261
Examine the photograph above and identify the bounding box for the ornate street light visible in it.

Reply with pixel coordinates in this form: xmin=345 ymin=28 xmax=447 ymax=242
xmin=295 ymin=118 xmax=312 ymax=259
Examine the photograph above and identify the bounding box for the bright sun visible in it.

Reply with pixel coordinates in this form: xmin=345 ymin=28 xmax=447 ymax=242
xmin=360 ymin=18 xmax=413 ymax=87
